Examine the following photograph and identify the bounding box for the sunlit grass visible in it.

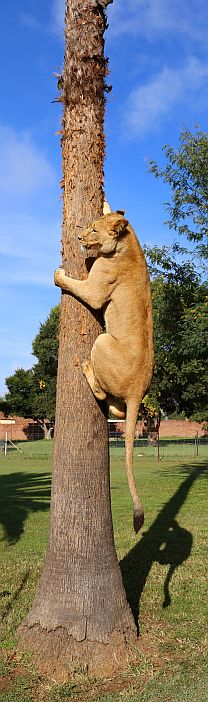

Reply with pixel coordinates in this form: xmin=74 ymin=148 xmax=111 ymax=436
xmin=0 ymin=440 xmax=207 ymax=701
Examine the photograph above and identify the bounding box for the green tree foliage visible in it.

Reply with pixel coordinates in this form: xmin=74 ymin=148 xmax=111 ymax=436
xmin=148 ymin=127 xmax=208 ymax=259
xmin=0 ymin=307 xmax=59 ymax=434
xmin=32 ymin=305 xmax=59 ymax=422
xmin=32 ymin=305 xmax=59 ymax=379
xmin=146 ymin=248 xmax=208 ymax=421
xmin=179 ymin=297 xmax=208 ymax=421
xmin=1 ymin=272 xmax=207 ymax=424
xmin=2 ymin=368 xmax=35 ymax=418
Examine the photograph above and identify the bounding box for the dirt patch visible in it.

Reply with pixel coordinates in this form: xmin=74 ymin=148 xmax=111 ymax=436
xmin=0 ymin=618 xmax=185 ymax=700
xmin=0 ymin=665 xmax=31 ymax=692
xmin=18 ymin=623 xmax=137 ymax=683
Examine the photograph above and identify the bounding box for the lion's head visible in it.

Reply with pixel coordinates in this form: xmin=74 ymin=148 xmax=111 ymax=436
xmin=78 ymin=211 xmax=129 ymax=256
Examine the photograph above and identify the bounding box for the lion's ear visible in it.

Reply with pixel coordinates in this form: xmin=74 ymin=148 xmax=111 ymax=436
xmin=116 ymin=209 xmax=125 ymax=216
xmin=110 ymin=216 xmax=129 ymax=235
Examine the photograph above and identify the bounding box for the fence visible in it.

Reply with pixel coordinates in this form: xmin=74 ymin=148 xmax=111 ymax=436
xmin=0 ymin=419 xmax=207 ymax=462
xmin=108 ymin=420 xmax=208 ymax=461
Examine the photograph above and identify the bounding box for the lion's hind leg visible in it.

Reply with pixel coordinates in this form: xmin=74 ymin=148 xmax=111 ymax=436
xmin=82 ymin=360 xmax=106 ymax=400
xmin=107 ymin=395 xmax=126 ymax=419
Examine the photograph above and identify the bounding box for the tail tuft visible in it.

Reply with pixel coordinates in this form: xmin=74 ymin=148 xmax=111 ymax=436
xmin=133 ymin=508 xmax=144 ymax=534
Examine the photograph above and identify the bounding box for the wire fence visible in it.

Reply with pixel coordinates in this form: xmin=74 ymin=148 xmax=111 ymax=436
xmin=108 ymin=423 xmax=208 ymax=461
xmin=0 ymin=423 xmax=207 ymax=462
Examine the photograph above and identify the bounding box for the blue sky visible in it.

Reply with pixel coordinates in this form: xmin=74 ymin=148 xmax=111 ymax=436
xmin=1 ymin=0 xmax=208 ymax=396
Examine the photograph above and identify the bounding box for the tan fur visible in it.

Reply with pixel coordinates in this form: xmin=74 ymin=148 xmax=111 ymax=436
xmin=103 ymin=199 xmax=112 ymax=215
xmin=54 ymin=211 xmax=154 ymax=533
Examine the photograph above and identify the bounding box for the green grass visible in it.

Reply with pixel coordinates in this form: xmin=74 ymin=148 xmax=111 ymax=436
xmin=0 ymin=440 xmax=207 ymax=701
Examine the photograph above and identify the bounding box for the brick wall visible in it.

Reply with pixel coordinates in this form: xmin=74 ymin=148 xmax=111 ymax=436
xmin=112 ymin=418 xmax=206 ymax=438
xmin=159 ymin=419 xmax=205 ymax=438
xmin=0 ymin=412 xmax=206 ymax=442
xmin=0 ymin=413 xmax=44 ymax=441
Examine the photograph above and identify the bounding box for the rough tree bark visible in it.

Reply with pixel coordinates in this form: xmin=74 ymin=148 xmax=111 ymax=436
xmin=19 ymin=0 xmax=136 ymax=681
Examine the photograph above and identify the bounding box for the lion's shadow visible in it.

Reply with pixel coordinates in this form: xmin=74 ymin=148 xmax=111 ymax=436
xmin=120 ymin=463 xmax=207 ymax=625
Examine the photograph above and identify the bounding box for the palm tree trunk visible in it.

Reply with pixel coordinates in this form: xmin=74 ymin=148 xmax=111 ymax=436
xmin=19 ymin=0 xmax=136 ymax=681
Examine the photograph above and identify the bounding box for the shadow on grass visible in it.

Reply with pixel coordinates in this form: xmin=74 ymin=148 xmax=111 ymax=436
xmin=120 ymin=462 xmax=208 ymax=626
xmin=0 ymin=472 xmax=51 ymax=544
xmin=1 ymin=568 xmax=30 ymax=620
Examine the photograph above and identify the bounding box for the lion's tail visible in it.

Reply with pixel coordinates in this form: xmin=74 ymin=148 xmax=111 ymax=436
xmin=125 ymin=398 xmax=144 ymax=534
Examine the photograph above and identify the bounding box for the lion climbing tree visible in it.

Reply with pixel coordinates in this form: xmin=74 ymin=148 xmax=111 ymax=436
xmin=19 ymin=0 xmax=136 ymax=681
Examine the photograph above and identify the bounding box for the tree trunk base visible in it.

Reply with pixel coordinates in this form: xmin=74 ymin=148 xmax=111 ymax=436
xmin=18 ymin=623 xmax=137 ymax=682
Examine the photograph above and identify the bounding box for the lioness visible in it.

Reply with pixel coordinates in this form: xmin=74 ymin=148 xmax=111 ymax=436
xmin=54 ymin=211 xmax=154 ymax=532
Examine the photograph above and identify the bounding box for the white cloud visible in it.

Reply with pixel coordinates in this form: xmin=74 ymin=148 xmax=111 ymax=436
xmin=0 ymin=333 xmax=33 ymax=360
xmin=0 ymin=213 xmax=61 ymax=286
xmin=50 ymin=0 xmax=65 ymax=36
xmin=20 ymin=0 xmax=207 ymax=44
xmin=0 ymin=333 xmax=35 ymax=395
xmin=107 ymin=0 xmax=208 ymax=42
xmin=19 ymin=12 xmax=41 ymax=30
xmin=0 ymin=126 xmax=55 ymax=196
xmin=18 ymin=4 xmax=64 ymax=37
xmin=124 ymin=57 xmax=208 ymax=136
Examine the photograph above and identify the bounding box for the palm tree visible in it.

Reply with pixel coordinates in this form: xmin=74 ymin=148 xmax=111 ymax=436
xmin=19 ymin=0 xmax=136 ymax=680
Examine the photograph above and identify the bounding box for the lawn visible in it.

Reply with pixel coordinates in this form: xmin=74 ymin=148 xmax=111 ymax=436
xmin=0 ymin=440 xmax=207 ymax=701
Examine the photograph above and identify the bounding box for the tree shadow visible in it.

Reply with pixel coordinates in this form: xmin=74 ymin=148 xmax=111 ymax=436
xmin=0 ymin=472 xmax=51 ymax=544
xmin=120 ymin=462 xmax=208 ymax=627
xmin=1 ymin=569 xmax=30 ymax=621
xmin=24 ymin=424 xmax=45 ymax=440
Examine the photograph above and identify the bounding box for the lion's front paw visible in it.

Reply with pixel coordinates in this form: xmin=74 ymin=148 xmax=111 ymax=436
xmin=81 ymin=360 xmax=91 ymax=377
xmin=54 ymin=268 xmax=65 ymax=287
